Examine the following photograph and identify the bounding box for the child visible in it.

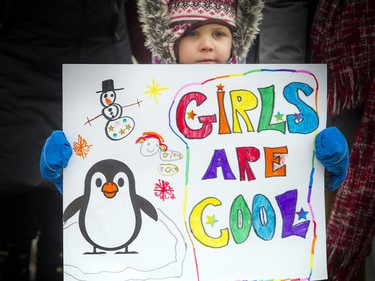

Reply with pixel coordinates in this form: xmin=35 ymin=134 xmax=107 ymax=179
xmin=40 ymin=0 xmax=349 ymax=193
xmin=137 ymin=0 xmax=263 ymax=64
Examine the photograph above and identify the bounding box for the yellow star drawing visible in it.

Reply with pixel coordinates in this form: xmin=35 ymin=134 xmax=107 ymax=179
xmin=144 ymin=79 xmax=169 ymax=105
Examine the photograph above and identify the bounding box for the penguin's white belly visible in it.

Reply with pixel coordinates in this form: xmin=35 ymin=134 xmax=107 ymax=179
xmin=85 ymin=199 xmax=136 ymax=249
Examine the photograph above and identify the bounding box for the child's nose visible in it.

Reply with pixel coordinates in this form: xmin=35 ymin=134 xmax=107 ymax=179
xmin=199 ymin=37 xmax=213 ymax=52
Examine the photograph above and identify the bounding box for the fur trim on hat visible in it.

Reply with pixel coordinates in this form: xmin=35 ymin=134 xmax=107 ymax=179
xmin=137 ymin=0 xmax=264 ymax=64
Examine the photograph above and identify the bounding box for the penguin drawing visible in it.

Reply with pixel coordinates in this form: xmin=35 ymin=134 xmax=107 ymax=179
xmin=63 ymin=159 xmax=158 ymax=254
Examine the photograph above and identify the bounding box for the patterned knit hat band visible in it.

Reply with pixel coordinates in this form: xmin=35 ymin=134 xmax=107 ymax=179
xmin=168 ymin=0 xmax=237 ymax=28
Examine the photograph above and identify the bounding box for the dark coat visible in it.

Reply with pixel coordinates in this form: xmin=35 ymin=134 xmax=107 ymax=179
xmin=0 ymin=0 xmax=133 ymax=192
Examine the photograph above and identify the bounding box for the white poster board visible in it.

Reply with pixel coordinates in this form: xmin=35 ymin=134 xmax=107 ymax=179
xmin=62 ymin=64 xmax=327 ymax=281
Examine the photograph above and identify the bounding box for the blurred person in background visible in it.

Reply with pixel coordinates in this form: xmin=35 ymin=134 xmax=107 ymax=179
xmin=0 ymin=1 xmax=140 ymax=280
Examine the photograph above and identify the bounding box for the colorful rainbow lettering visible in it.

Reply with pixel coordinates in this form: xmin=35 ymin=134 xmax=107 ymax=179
xmin=168 ymin=69 xmax=319 ymax=281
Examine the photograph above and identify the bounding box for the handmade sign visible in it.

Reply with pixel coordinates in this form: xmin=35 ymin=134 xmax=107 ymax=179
xmin=62 ymin=64 xmax=327 ymax=281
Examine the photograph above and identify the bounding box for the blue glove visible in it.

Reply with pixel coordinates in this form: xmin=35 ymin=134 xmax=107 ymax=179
xmin=315 ymin=127 xmax=349 ymax=191
xmin=40 ymin=130 xmax=72 ymax=194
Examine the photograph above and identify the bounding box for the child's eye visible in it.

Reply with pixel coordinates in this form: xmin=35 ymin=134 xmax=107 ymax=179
xmin=187 ymin=30 xmax=198 ymax=37
xmin=213 ymin=31 xmax=225 ymax=38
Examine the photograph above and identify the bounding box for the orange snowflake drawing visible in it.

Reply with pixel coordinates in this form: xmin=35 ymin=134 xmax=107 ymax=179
xmin=73 ymin=135 xmax=93 ymax=159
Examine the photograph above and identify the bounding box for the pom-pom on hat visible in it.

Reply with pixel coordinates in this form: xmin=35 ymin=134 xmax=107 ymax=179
xmin=137 ymin=0 xmax=264 ymax=64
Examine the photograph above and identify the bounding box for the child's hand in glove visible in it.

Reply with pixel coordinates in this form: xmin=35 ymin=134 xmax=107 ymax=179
xmin=315 ymin=127 xmax=349 ymax=191
xmin=40 ymin=130 xmax=72 ymax=194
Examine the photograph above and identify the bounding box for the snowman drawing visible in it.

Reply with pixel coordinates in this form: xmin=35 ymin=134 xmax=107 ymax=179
xmin=91 ymin=79 xmax=136 ymax=141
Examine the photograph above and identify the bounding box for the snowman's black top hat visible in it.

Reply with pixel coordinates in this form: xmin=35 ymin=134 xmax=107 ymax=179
xmin=96 ymin=79 xmax=124 ymax=93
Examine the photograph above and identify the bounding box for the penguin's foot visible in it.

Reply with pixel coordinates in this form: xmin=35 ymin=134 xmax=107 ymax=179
xmin=115 ymin=250 xmax=138 ymax=254
xmin=83 ymin=251 xmax=106 ymax=255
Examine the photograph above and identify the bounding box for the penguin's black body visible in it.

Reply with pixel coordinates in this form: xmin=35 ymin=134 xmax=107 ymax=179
xmin=63 ymin=159 xmax=158 ymax=254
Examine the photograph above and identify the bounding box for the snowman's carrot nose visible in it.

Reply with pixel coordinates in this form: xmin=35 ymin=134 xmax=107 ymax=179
xmin=105 ymin=98 xmax=112 ymax=105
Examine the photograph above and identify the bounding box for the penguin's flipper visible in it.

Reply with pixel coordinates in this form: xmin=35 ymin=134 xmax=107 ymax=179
xmin=63 ymin=196 xmax=85 ymax=223
xmin=136 ymin=195 xmax=158 ymax=221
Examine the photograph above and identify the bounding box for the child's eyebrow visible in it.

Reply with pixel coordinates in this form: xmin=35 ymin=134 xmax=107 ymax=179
xmin=211 ymin=24 xmax=230 ymax=30
xmin=213 ymin=27 xmax=231 ymax=32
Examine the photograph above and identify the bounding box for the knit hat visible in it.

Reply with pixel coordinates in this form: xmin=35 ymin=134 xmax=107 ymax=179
xmin=137 ymin=0 xmax=264 ymax=64
xmin=169 ymin=1 xmax=236 ymax=42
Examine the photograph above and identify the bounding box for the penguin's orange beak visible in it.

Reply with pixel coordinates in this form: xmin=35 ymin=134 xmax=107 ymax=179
xmin=102 ymin=182 xmax=118 ymax=199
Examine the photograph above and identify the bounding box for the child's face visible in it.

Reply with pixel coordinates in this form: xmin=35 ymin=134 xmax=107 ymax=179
xmin=177 ymin=23 xmax=233 ymax=64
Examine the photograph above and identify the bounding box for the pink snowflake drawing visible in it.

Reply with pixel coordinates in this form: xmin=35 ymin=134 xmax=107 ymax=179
xmin=154 ymin=179 xmax=176 ymax=201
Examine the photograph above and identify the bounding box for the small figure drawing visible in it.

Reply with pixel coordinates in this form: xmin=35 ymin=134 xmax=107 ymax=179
xmin=63 ymin=159 xmax=158 ymax=254
xmin=135 ymin=131 xmax=183 ymax=176
xmin=136 ymin=131 xmax=168 ymax=157
xmin=85 ymin=79 xmax=142 ymax=141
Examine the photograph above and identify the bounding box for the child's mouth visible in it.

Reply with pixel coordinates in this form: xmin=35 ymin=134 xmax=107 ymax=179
xmin=197 ymin=59 xmax=216 ymax=64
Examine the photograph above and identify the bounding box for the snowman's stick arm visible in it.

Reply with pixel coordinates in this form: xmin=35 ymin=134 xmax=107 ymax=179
xmin=84 ymin=99 xmax=143 ymax=126
xmin=84 ymin=114 xmax=102 ymax=126
xmin=121 ymin=99 xmax=143 ymax=109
